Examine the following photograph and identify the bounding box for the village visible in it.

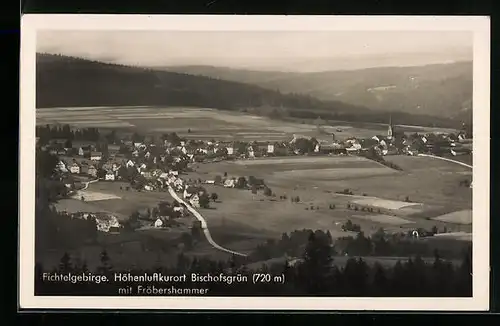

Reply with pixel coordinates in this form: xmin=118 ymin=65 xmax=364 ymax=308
xmin=36 ymin=118 xmax=473 ymax=239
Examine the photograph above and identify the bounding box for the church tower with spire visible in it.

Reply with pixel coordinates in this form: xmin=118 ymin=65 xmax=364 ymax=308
xmin=387 ymin=114 xmax=394 ymax=140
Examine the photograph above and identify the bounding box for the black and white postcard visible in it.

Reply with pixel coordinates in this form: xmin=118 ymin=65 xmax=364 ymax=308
xmin=19 ymin=15 xmax=490 ymax=310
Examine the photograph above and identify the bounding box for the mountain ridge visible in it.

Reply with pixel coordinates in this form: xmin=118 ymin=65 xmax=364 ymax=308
xmin=158 ymin=61 xmax=473 ymax=120
xmin=35 ymin=53 xmax=467 ymax=129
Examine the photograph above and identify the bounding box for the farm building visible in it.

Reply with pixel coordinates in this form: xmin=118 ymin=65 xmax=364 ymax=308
xmin=154 ymin=218 xmax=163 ymax=228
xmin=90 ymin=152 xmax=102 ymax=161
xmin=105 ymin=171 xmax=115 ymax=181
xmin=94 ymin=214 xmax=121 ymax=233
xmin=247 ymin=146 xmax=255 ymax=158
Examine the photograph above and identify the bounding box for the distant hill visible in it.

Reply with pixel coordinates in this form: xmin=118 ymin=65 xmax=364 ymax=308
xmin=160 ymin=61 xmax=473 ymax=121
xmin=36 ymin=53 xmax=464 ymax=128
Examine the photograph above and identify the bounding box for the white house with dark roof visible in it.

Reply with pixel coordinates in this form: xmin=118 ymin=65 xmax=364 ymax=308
xmin=105 ymin=171 xmax=115 ymax=181
xmin=90 ymin=152 xmax=102 ymax=161
xmin=70 ymin=162 xmax=81 ymax=174
xmin=248 ymin=146 xmax=255 ymax=158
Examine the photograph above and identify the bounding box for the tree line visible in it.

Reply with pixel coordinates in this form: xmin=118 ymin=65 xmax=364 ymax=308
xmin=35 ymin=229 xmax=472 ymax=297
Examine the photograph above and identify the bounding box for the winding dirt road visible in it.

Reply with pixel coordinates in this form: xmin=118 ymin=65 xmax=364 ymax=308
xmin=166 ymin=185 xmax=247 ymax=257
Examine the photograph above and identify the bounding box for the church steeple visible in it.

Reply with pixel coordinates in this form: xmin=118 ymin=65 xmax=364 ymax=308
xmin=387 ymin=114 xmax=394 ymax=139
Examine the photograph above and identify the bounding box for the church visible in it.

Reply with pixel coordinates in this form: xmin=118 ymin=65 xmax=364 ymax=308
xmin=387 ymin=115 xmax=394 ymax=140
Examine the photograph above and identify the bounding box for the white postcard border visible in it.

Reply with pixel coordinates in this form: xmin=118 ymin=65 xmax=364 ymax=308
xmin=19 ymin=14 xmax=490 ymax=311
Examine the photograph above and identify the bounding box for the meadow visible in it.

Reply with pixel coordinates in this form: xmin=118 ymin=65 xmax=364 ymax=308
xmin=36 ymin=106 xmax=390 ymax=142
xmin=186 ymin=154 xmax=472 ymax=247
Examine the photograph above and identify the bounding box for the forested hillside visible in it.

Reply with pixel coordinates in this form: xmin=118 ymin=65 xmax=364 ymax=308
xmin=162 ymin=62 xmax=473 ymax=121
xmin=36 ymin=53 xmax=465 ymax=128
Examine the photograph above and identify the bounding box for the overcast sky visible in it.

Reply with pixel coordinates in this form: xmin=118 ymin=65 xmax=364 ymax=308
xmin=37 ymin=30 xmax=473 ymax=72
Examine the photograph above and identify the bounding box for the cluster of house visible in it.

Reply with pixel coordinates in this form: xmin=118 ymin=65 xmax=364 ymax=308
xmin=41 ymin=120 xmax=472 ymax=193
xmin=68 ymin=212 xmax=122 ymax=233
xmin=312 ymin=122 xmax=472 ymax=157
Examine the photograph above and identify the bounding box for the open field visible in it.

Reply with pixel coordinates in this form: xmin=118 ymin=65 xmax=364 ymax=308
xmin=71 ymin=190 xmax=121 ymax=201
xmin=36 ymin=106 xmax=389 ymax=141
xmin=432 ymin=210 xmax=472 ymax=225
xmin=56 ymin=181 xmax=178 ymax=220
xmin=350 ymin=214 xmax=415 ymax=225
xmin=350 ymin=198 xmax=423 ymax=210
xmin=186 ymin=154 xmax=472 ymax=243
xmin=274 ymin=167 xmax=397 ymax=182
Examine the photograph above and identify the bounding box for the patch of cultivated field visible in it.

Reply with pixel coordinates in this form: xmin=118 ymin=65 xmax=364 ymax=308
xmin=205 ymin=156 xmax=390 ymax=179
xmin=56 ymin=181 xmax=178 ymax=219
xmin=36 ymin=106 xmax=383 ymax=141
xmin=273 ymin=167 xmax=396 ymax=181
xmin=71 ymin=190 xmax=121 ymax=201
xmin=426 ymin=232 xmax=472 ymax=242
xmin=385 ymin=155 xmax=472 ymax=173
xmin=350 ymin=197 xmax=423 ymax=210
xmin=432 ymin=210 xmax=472 ymax=225
xmin=351 ymin=214 xmax=415 ymax=225
xmin=54 ymin=198 xmax=112 ymax=214
xmin=326 ymin=156 xmax=472 ymax=210
xmin=233 ymin=156 xmax=368 ymax=166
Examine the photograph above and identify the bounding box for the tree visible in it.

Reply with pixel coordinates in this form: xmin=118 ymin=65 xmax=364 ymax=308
xmin=123 ymin=211 xmax=141 ymax=231
xmin=58 ymin=252 xmax=73 ymax=274
xmin=36 ymin=149 xmax=59 ymax=178
xmin=236 ymin=176 xmax=247 ymax=189
xmin=372 ymin=227 xmax=386 ymax=242
xmin=199 ymin=193 xmax=210 ymax=208
xmin=300 ymin=231 xmax=334 ymax=294
xmin=181 ymin=232 xmax=193 ymax=250
xmin=431 ymin=225 xmax=438 ymax=235
xmin=372 ymin=262 xmax=389 ymax=296
xmin=118 ymin=166 xmax=129 ymax=180
xmin=98 ymin=250 xmax=113 ymax=275
xmin=210 ymin=192 xmax=219 ymax=202
xmin=263 ymin=187 xmax=272 ymax=197
xmin=191 ymin=224 xmax=202 ymax=241
xmin=215 ymin=175 xmax=222 ymax=184
xmin=158 ymin=201 xmax=172 ymax=217
xmin=294 ymin=138 xmax=314 ymax=154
